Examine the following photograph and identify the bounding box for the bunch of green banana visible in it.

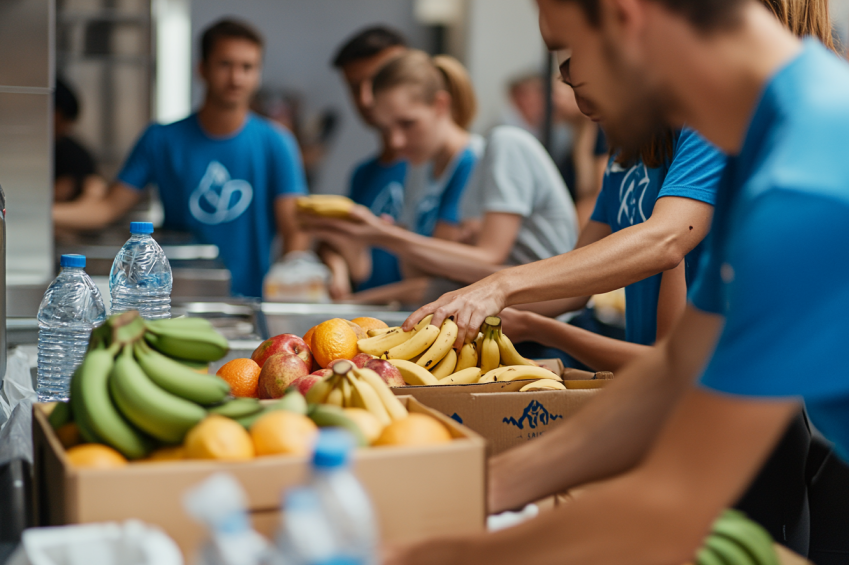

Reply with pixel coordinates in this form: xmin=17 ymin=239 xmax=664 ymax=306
xmin=305 ymin=360 xmax=408 ymax=435
xmin=695 ymin=510 xmax=779 ymax=565
xmin=144 ymin=317 xmax=229 ymax=363
xmin=208 ymin=391 xmax=308 ymax=429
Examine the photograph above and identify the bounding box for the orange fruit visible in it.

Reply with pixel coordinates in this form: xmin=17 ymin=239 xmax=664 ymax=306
xmin=351 ymin=317 xmax=388 ymax=333
xmin=66 ymin=444 xmax=128 ymax=469
xmin=217 ymin=358 xmax=261 ymax=398
xmin=250 ymin=411 xmax=318 ymax=457
xmin=373 ymin=413 xmax=453 ymax=447
xmin=303 ymin=325 xmax=317 ymax=350
xmin=184 ymin=415 xmax=255 ymax=461
xmin=56 ymin=422 xmax=81 ymax=449
xmin=312 ymin=318 xmax=360 ymax=368
xmin=136 ymin=446 xmax=185 ymax=463
xmin=344 ymin=320 xmax=368 ymax=340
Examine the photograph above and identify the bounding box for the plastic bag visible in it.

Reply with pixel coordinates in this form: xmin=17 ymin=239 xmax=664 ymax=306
xmin=0 ymin=348 xmax=37 ymax=429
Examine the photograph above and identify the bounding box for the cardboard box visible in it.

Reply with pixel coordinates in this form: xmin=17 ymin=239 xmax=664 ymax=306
xmin=391 ymin=364 xmax=612 ymax=454
xmin=32 ymin=397 xmax=485 ymax=558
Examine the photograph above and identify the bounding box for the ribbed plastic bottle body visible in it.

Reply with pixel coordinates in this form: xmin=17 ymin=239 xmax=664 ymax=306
xmin=109 ymin=233 xmax=173 ymax=320
xmin=311 ymin=468 xmax=378 ymax=565
xmin=36 ymin=267 xmax=107 ymax=401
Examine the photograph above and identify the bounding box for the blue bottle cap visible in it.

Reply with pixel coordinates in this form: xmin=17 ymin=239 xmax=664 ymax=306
xmin=130 ymin=221 xmax=154 ymax=234
xmin=312 ymin=429 xmax=354 ymax=469
xmin=60 ymin=254 xmax=86 ymax=268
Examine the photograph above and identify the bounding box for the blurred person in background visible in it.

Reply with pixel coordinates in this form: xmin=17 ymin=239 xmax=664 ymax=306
xmin=53 ymin=78 xmax=107 ymax=203
xmin=317 ymin=26 xmax=408 ymax=299
xmin=503 ymin=73 xmax=546 ymax=137
xmin=53 ymin=19 xmax=309 ymax=298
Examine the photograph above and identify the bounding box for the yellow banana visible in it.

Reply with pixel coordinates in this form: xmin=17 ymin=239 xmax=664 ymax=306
xmin=353 ymin=368 xmax=408 ymax=421
xmin=430 ymin=348 xmax=458 ymax=379
xmin=325 ymin=383 xmax=344 ymax=406
xmin=340 ymin=377 xmax=353 ymax=407
xmin=438 ymin=367 xmax=482 ymax=385
xmin=357 ymin=315 xmax=433 ymax=356
xmin=474 ymin=332 xmax=484 ymax=359
xmin=305 ymin=374 xmax=336 ymax=404
xmin=367 ymin=327 xmax=397 ymax=337
xmin=417 ymin=319 xmax=458 ymax=369
xmin=455 ymin=341 xmax=478 ymax=372
xmin=479 ymin=328 xmax=501 ymax=374
xmin=496 ymin=365 xmax=562 ymax=382
xmin=495 ymin=331 xmax=535 ymax=366
xmin=347 ymin=374 xmax=391 ymax=425
xmin=388 ymin=359 xmax=439 ymax=386
xmin=478 ymin=366 xmax=515 ymax=383
xmin=386 ymin=324 xmax=440 ymax=360
xmin=519 ymin=380 xmax=567 ymax=392
xmin=296 ymin=195 xmax=354 ymax=218
xmin=563 ymin=380 xmax=608 ymax=389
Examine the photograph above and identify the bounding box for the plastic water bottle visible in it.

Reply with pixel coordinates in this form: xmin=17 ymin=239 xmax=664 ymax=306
xmin=36 ymin=254 xmax=107 ymax=401
xmin=109 ymin=222 xmax=172 ymax=319
xmin=276 ymin=487 xmax=347 ymax=565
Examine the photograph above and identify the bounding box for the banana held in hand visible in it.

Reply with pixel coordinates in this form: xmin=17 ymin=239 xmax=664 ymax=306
xmin=479 ymin=328 xmax=501 ymax=374
xmin=416 ymin=319 xmax=458 ymax=369
xmin=347 ymin=374 xmax=391 ymax=426
xmin=495 ymin=331 xmax=535 ymax=366
xmin=438 ymin=367 xmax=482 ymax=385
xmin=353 ymin=368 xmax=408 ymax=421
xmin=109 ymin=346 xmax=207 ymax=444
xmin=144 ymin=325 xmax=229 ymax=363
xmin=455 ymin=341 xmax=478 ymax=372
xmin=388 ymin=359 xmax=440 ymax=386
xmin=134 ymin=341 xmax=230 ymax=405
xmin=496 ymin=365 xmax=562 ymax=382
xmin=519 ymin=380 xmax=567 ymax=392
xmin=386 ymin=324 xmax=440 ymax=360
xmin=430 ymin=348 xmax=457 ymax=380
xmin=357 ymin=315 xmax=433 ymax=356
xmin=367 ymin=327 xmax=397 ymax=337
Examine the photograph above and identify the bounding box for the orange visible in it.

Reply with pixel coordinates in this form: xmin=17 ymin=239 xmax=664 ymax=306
xmin=303 ymin=325 xmax=317 ymax=350
xmin=184 ymin=415 xmax=255 ymax=461
xmin=66 ymin=444 xmax=128 ymax=469
xmin=351 ymin=317 xmax=388 ymax=333
xmin=56 ymin=422 xmax=81 ymax=449
xmin=136 ymin=446 xmax=185 ymax=463
xmin=311 ymin=318 xmax=360 ymax=368
xmin=250 ymin=411 xmax=318 ymax=457
xmin=373 ymin=413 xmax=453 ymax=448
xmin=216 ymin=358 xmax=261 ymax=398
xmin=343 ymin=320 xmax=368 ymax=340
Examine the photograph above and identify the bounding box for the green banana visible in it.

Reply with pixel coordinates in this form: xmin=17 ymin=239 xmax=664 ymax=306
xmin=696 ymin=546 xmax=726 ymax=565
xmin=69 ymin=363 xmax=103 ymax=444
xmin=74 ymin=345 xmax=154 ymax=459
xmin=706 ymin=534 xmax=757 ymax=565
xmin=134 ymin=341 xmax=230 ymax=405
xmin=144 ymin=326 xmax=229 ymax=363
xmin=234 ymin=391 xmax=308 ymax=428
xmin=208 ymin=397 xmax=263 ymax=418
xmin=146 ymin=316 xmax=215 ymax=332
xmin=48 ymin=400 xmax=72 ymax=430
xmin=308 ymin=404 xmax=368 ymax=447
xmin=109 ymin=347 xmax=207 ymax=444
xmin=712 ymin=511 xmax=778 ymax=565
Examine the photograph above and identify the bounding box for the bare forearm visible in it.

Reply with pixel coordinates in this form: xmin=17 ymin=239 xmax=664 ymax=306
xmin=282 ymin=229 xmax=310 ymax=254
xmin=513 ymin=296 xmax=590 ymax=317
xmin=54 ymin=198 xmax=120 ymax=230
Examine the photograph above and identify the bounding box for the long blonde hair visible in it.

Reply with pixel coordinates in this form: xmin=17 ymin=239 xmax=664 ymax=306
xmin=372 ymin=49 xmax=478 ymax=129
xmin=762 ymin=0 xmax=837 ymax=52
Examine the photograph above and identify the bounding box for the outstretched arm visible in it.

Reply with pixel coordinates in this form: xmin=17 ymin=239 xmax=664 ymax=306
xmin=53 ymin=181 xmax=142 ymax=231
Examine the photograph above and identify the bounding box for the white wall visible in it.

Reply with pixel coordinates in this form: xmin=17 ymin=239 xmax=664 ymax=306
xmin=190 ymin=0 xmax=429 ymax=195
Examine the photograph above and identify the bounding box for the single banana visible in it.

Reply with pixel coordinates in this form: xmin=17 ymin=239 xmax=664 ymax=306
xmin=479 ymin=328 xmax=501 ymax=374
xmin=386 ymin=324 xmax=440 ymax=360
xmin=145 ymin=317 xmax=215 ymax=333
xmin=305 ymin=374 xmax=336 ymax=404
xmin=478 ymin=366 xmax=516 ymax=383
xmin=326 ymin=383 xmax=344 ymax=407
xmin=387 ymin=359 xmax=439 ymax=386
xmin=347 ymin=374 xmax=391 ymax=426
xmin=234 ymin=391 xmax=307 ymax=429
xmin=353 ymin=368 xmax=408 ymax=421
xmin=357 ymin=315 xmax=433 ymax=356
xmin=474 ymin=332 xmax=485 ymax=359
xmin=144 ymin=326 xmax=229 ymax=363
xmin=495 ymin=331 xmax=535 ymax=366
xmin=519 ymin=380 xmax=567 ymax=392
xmin=296 ymin=195 xmax=355 ymax=218
xmin=438 ymin=367 xmax=482 ymax=385
xmin=367 ymin=327 xmax=397 ymax=337
xmin=695 ymin=547 xmax=725 ymax=565
xmin=308 ymin=404 xmax=368 ymax=447
xmin=48 ymin=399 xmax=72 ymax=430
xmin=416 ymin=319 xmax=458 ymax=369
xmin=455 ymin=341 xmax=478 ymax=372
xmin=69 ymin=366 xmax=101 ymax=444
xmin=430 ymin=348 xmax=458 ymax=380
xmin=340 ymin=376 xmax=354 ymax=407
xmin=134 ymin=341 xmax=230 ymax=405
xmin=496 ymin=365 xmax=561 ymax=382
xmin=109 ymin=347 xmax=207 ymax=444
xmin=705 ymin=535 xmax=757 ymax=565
xmin=208 ymin=397 xmax=263 ymax=419
xmin=73 ymin=345 xmax=153 ymax=459
xmin=712 ymin=511 xmax=778 ymax=565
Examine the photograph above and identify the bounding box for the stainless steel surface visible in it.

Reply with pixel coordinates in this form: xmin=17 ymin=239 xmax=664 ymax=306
xmin=0 ymin=0 xmax=53 ymax=89
xmin=172 ymin=300 xmax=262 ymax=341
xmin=261 ymin=303 xmax=412 ymax=339
xmin=0 ymin=185 xmax=6 ymax=379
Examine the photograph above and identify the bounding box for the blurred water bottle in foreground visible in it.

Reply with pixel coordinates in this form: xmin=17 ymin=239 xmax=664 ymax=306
xmin=110 ymin=221 xmax=172 ymax=320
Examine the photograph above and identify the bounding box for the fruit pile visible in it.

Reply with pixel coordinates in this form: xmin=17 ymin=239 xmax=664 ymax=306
xmin=694 ymin=509 xmax=779 ymax=565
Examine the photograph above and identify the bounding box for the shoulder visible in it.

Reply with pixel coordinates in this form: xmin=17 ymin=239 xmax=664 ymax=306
xmin=248 ymin=113 xmax=299 ymax=149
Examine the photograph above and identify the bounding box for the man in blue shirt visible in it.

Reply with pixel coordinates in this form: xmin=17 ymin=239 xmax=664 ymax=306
xmin=54 ymin=19 xmax=309 ymax=297
xmin=319 ymin=27 xmax=407 ymax=294
xmin=389 ymin=1 xmax=849 ymax=564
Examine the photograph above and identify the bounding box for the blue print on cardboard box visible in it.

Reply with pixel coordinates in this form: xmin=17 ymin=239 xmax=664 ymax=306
xmin=503 ymin=400 xmax=562 ymax=430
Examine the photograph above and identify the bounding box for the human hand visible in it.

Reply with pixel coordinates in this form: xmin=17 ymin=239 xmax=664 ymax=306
xmin=298 ymin=204 xmax=383 ymax=242
xmin=403 ymin=276 xmax=508 ymax=347
xmin=497 ymin=308 xmax=541 ymax=345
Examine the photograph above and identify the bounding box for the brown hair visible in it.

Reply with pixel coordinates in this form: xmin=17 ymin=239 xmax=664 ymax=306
xmin=200 ymin=19 xmax=264 ymax=62
xmin=618 ymin=0 xmax=837 ymax=167
xmin=372 ymin=50 xmax=478 ymax=129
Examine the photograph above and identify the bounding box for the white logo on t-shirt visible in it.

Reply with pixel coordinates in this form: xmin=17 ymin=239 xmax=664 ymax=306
xmin=616 ymin=163 xmax=651 ymax=226
xmin=189 ymin=161 xmax=253 ymax=225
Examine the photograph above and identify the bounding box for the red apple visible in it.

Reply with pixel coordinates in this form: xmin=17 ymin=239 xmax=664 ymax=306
xmin=351 ymin=353 xmax=375 ymax=368
xmin=310 ymin=368 xmax=333 ymax=379
xmin=252 ymin=334 xmax=311 ymax=368
xmin=258 ymin=353 xmax=309 ymax=399
xmin=290 ymin=375 xmax=322 ymax=396
xmin=364 ymin=359 xmax=405 ymax=387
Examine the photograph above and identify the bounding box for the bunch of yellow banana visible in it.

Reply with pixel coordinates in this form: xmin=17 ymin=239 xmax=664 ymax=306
xmin=295 ymin=194 xmax=355 ymax=218
xmin=305 ymin=360 xmax=408 ymax=437
xmin=363 ymin=315 xmax=562 ymax=386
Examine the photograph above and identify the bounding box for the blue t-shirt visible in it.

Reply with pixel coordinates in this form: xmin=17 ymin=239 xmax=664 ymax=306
xmin=689 ymin=41 xmax=849 ymax=461
xmin=118 ymin=113 xmax=307 ymax=298
xmin=591 ymin=129 xmax=725 ymax=345
xmin=348 ymin=156 xmax=406 ymax=290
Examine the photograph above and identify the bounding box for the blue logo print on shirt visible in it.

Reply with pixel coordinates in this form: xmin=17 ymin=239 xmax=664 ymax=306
xmin=503 ymin=400 xmax=562 ymax=430
xmin=189 ymin=161 xmax=254 ymax=225
xmin=610 ymin=161 xmax=651 ymax=227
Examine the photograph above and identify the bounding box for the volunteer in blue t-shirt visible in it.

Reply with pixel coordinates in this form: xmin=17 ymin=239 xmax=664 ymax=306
xmin=54 ymin=19 xmax=309 ymax=298
xmin=386 ymin=2 xmax=848 ymax=565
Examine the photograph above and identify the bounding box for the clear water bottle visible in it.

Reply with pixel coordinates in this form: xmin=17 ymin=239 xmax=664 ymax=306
xmin=276 ymin=487 xmax=348 ymax=565
xmin=36 ymin=254 xmax=107 ymax=401
xmin=109 ymin=221 xmax=172 ymax=319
